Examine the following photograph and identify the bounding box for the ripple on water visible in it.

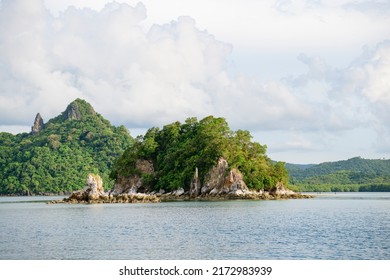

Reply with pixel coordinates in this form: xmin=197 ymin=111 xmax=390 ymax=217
xmin=0 ymin=194 xmax=389 ymax=259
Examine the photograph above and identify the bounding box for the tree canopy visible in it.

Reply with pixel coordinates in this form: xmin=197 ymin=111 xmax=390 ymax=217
xmin=286 ymin=157 xmax=390 ymax=192
xmin=0 ymin=99 xmax=134 ymax=195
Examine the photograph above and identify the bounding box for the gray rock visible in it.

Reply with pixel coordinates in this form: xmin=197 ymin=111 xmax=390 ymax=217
xmin=201 ymin=157 xmax=249 ymax=195
xmin=172 ymin=188 xmax=185 ymax=196
xmin=61 ymin=173 xmax=160 ymax=204
xmin=189 ymin=167 xmax=201 ymax=196
xmin=110 ymin=159 xmax=154 ymax=195
xmin=269 ymin=182 xmax=295 ymax=196
xmin=31 ymin=113 xmax=44 ymax=135
xmin=67 ymin=173 xmax=107 ymax=202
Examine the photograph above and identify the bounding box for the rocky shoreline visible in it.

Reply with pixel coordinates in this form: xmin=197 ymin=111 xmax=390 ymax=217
xmin=160 ymin=192 xmax=313 ymax=201
xmin=49 ymin=190 xmax=313 ymax=204
xmin=48 ymin=173 xmax=313 ymax=204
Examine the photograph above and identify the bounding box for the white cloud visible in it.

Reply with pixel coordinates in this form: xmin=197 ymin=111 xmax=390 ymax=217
xmin=284 ymin=40 xmax=390 ymax=152
xmin=349 ymin=41 xmax=390 ymax=151
xmin=332 ymin=41 xmax=390 ymax=140
xmin=343 ymin=0 xmax=390 ymax=16
xmin=0 ymin=0 xmax=82 ymax=121
xmin=1 ymin=0 xmax=390 ymax=162
xmin=0 ymin=0 xmax=311 ymax=129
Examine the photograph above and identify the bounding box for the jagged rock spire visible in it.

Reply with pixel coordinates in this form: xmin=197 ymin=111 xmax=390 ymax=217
xmin=31 ymin=113 xmax=44 ymax=135
xmin=190 ymin=167 xmax=201 ymax=197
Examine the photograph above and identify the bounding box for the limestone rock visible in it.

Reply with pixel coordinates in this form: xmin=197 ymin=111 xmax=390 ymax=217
xmin=85 ymin=173 xmax=106 ymax=200
xmin=67 ymin=173 xmax=107 ymax=202
xmin=189 ymin=167 xmax=201 ymax=196
xmin=110 ymin=175 xmax=142 ymax=195
xmin=225 ymin=168 xmax=249 ymax=194
xmin=172 ymin=188 xmax=185 ymax=197
xmin=201 ymin=157 xmax=249 ymax=196
xmin=201 ymin=157 xmax=229 ymax=194
xmin=110 ymin=159 xmax=154 ymax=195
xmin=109 ymin=193 xmax=160 ymax=203
xmin=269 ymin=182 xmax=295 ymax=196
xmin=31 ymin=113 xmax=44 ymax=135
xmin=59 ymin=172 xmax=160 ymax=204
xmin=64 ymin=98 xmax=96 ymax=121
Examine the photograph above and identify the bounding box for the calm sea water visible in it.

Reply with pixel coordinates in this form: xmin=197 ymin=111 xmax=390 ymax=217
xmin=0 ymin=193 xmax=389 ymax=260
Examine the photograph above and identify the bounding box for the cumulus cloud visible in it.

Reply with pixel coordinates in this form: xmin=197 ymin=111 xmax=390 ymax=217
xmin=346 ymin=41 xmax=390 ymax=151
xmin=285 ymin=40 xmax=390 ymax=151
xmin=344 ymin=0 xmax=390 ymax=16
xmin=0 ymin=0 xmax=82 ymax=122
xmin=0 ymin=0 xmax=311 ymax=130
xmin=332 ymin=41 xmax=390 ymax=145
xmin=0 ymin=0 xmax=389 ymax=157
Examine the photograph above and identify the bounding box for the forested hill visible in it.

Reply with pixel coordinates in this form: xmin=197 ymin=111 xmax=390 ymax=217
xmin=111 ymin=116 xmax=289 ymax=193
xmin=286 ymin=157 xmax=390 ymax=192
xmin=0 ymin=99 xmax=133 ymax=195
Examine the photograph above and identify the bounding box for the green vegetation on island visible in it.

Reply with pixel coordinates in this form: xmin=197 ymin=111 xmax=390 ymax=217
xmin=110 ymin=116 xmax=289 ymax=193
xmin=1 ymin=99 xmax=388 ymax=196
xmin=0 ymin=99 xmax=133 ymax=195
xmin=286 ymin=157 xmax=390 ymax=192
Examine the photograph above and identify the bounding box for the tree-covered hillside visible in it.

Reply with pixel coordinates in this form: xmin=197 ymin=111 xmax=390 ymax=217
xmin=0 ymin=99 xmax=133 ymax=195
xmin=111 ymin=116 xmax=288 ymax=192
xmin=286 ymin=157 xmax=390 ymax=192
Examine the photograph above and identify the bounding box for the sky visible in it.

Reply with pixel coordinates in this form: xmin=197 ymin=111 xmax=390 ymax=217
xmin=0 ymin=0 xmax=389 ymax=164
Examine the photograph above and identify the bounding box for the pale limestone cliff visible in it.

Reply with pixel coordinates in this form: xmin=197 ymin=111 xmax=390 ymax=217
xmin=64 ymin=98 xmax=96 ymax=121
xmin=110 ymin=159 xmax=154 ymax=195
xmin=189 ymin=167 xmax=201 ymax=197
xmin=31 ymin=113 xmax=44 ymax=135
xmin=55 ymin=173 xmax=159 ymax=204
xmin=67 ymin=173 xmax=107 ymax=202
xmin=269 ymin=182 xmax=295 ymax=196
xmin=110 ymin=156 xmax=307 ymax=201
xmin=201 ymin=157 xmax=249 ymax=195
xmin=57 ymin=158 xmax=311 ymax=204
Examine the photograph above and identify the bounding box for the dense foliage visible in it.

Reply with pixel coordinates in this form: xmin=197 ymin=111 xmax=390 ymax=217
xmin=286 ymin=157 xmax=390 ymax=192
xmin=111 ymin=116 xmax=288 ymax=192
xmin=0 ymin=99 xmax=133 ymax=195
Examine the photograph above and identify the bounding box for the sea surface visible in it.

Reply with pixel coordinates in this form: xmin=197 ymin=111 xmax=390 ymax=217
xmin=0 ymin=193 xmax=389 ymax=260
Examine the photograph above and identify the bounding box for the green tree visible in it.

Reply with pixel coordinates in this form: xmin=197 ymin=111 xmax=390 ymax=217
xmin=0 ymin=99 xmax=134 ymax=195
xmin=111 ymin=116 xmax=289 ymax=192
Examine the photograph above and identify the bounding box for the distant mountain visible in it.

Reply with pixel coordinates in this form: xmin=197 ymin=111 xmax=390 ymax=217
xmin=285 ymin=163 xmax=316 ymax=174
xmin=0 ymin=99 xmax=133 ymax=195
xmin=286 ymin=157 xmax=390 ymax=192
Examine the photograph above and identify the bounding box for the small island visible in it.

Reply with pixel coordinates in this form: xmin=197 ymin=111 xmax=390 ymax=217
xmin=51 ymin=115 xmax=313 ymax=204
xmin=50 ymin=170 xmax=312 ymax=204
xmin=0 ymin=98 xmax=312 ymax=201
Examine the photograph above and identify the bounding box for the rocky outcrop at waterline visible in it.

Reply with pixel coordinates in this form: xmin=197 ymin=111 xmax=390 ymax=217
xmin=160 ymin=183 xmax=312 ymax=201
xmin=199 ymin=157 xmax=249 ymax=196
xmin=50 ymin=157 xmax=313 ymax=204
xmin=49 ymin=173 xmax=160 ymax=204
xmin=110 ymin=159 xmax=155 ymax=195
xmin=161 ymin=158 xmax=312 ymax=200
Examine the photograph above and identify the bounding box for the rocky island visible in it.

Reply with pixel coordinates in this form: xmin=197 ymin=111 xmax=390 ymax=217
xmin=106 ymin=116 xmax=313 ymax=202
xmin=52 ymin=158 xmax=312 ymax=204
xmin=1 ymin=98 xmax=312 ymax=200
xmin=51 ymin=115 xmax=313 ymax=204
